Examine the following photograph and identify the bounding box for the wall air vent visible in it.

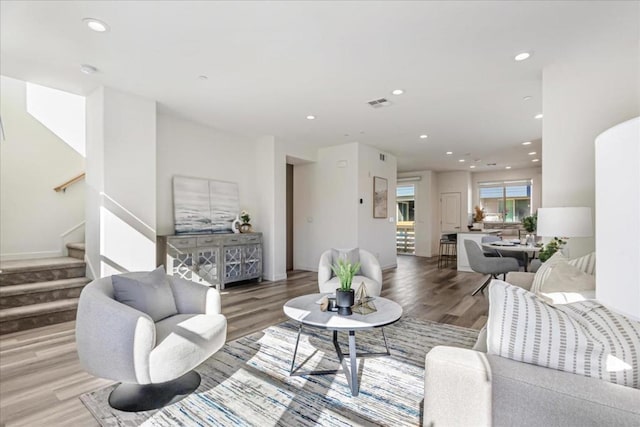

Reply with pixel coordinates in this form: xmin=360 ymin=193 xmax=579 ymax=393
xmin=486 ymin=163 xmax=497 ymax=166
xmin=367 ymin=98 xmax=391 ymax=108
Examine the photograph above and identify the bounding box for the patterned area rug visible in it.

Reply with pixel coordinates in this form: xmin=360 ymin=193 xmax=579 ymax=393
xmin=80 ymin=318 xmax=478 ymax=426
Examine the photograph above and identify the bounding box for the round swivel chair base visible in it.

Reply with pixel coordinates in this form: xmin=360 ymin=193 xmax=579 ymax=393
xmin=108 ymin=370 xmax=201 ymax=412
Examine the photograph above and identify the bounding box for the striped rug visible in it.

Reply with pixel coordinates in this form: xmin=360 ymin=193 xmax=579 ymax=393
xmin=80 ymin=318 xmax=478 ymax=426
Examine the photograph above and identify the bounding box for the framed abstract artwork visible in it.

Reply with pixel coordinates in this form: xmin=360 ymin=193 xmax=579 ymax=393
xmin=173 ymin=176 xmax=239 ymax=234
xmin=373 ymin=176 xmax=388 ymax=218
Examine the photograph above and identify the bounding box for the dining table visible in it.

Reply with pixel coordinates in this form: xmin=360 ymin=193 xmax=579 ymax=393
xmin=481 ymin=240 xmax=542 ymax=272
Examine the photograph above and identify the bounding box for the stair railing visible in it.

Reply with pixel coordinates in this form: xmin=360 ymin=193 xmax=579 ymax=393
xmin=54 ymin=172 xmax=85 ymax=192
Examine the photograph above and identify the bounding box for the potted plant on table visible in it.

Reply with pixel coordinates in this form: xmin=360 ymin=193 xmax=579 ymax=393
xmin=239 ymin=210 xmax=252 ymax=233
xmin=331 ymin=258 xmax=360 ymax=316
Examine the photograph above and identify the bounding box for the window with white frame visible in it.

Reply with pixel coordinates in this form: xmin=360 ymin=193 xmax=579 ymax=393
xmin=479 ymin=180 xmax=532 ymax=223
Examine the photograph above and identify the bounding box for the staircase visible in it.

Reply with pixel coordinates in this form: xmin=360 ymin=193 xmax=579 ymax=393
xmin=0 ymin=243 xmax=89 ymax=335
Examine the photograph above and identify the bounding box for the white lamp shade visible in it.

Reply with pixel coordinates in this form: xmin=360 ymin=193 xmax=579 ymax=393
xmin=536 ymin=207 xmax=593 ymax=238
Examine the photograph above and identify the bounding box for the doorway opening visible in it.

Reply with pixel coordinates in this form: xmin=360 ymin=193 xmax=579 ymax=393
xmin=396 ymin=184 xmax=415 ymax=255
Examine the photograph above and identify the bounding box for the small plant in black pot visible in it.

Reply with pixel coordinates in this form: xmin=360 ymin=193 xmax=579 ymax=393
xmin=331 ymin=258 xmax=360 ymax=316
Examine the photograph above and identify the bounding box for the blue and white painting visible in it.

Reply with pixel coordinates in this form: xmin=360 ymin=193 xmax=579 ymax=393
xmin=173 ymin=176 xmax=239 ymax=234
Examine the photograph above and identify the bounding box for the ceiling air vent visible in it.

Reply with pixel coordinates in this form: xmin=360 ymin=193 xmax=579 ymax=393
xmin=367 ymin=98 xmax=391 ymax=109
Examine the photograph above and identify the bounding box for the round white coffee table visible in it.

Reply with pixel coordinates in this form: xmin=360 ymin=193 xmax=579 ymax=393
xmin=283 ymin=293 xmax=403 ymax=396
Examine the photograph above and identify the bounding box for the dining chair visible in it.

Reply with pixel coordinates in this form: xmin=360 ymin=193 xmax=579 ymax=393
xmin=464 ymin=239 xmax=520 ymax=295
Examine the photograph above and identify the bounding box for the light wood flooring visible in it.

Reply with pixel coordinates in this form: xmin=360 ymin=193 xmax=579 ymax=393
xmin=0 ymin=255 xmax=489 ymax=427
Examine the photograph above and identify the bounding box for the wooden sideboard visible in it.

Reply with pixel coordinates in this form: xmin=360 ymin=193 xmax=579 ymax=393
xmin=157 ymin=233 xmax=262 ymax=289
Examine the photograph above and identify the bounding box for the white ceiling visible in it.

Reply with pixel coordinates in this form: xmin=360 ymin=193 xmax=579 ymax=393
xmin=1 ymin=1 xmax=638 ymax=172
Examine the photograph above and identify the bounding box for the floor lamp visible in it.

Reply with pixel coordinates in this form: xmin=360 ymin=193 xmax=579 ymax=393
xmin=536 ymin=207 xmax=593 ymax=258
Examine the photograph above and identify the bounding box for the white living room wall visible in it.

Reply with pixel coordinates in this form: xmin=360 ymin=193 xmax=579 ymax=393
xmin=0 ymin=76 xmax=85 ymax=260
xmin=86 ymin=86 xmax=157 ymax=278
xmin=357 ymin=144 xmax=397 ymax=269
xmin=397 ymin=170 xmax=437 ymax=258
xmin=293 ymin=143 xmax=359 ymax=271
xmin=155 ymin=112 xmax=260 ymax=237
xmin=254 ymin=136 xmax=288 ymax=281
xmin=542 ymin=40 xmax=639 ymax=257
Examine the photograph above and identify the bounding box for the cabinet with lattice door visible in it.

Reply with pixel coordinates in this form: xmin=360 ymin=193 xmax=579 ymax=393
xmin=159 ymin=233 xmax=262 ymax=289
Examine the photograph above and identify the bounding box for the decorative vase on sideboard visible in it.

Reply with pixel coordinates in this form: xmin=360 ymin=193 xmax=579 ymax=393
xmin=240 ymin=223 xmax=252 ymax=233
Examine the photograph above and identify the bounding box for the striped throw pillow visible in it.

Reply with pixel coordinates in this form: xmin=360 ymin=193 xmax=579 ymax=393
xmin=530 ymin=251 xmax=596 ymax=294
xmin=487 ymin=280 xmax=640 ymax=389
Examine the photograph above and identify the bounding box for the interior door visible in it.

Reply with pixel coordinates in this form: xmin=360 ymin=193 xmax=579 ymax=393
xmin=441 ymin=192 xmax=461 ymax=233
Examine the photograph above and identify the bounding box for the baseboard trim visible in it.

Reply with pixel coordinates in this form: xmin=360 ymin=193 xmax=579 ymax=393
xmin=0 ymin=250 xmax=62 ymax=261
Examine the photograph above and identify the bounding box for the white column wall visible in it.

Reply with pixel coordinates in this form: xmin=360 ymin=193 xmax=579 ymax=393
xmin=254 ymin=136 xmax=287 ymax=281
xmin=595 ymin=117 xmax=640 ymax=320
xmin=85 ymin=87 xmax=157 ymax=278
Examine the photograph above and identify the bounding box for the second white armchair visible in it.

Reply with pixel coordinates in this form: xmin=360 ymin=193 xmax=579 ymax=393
xmin=318 ymin=248 xmax=383 ymax=296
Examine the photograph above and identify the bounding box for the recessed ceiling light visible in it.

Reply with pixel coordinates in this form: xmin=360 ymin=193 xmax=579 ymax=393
xmin=80 ymin=64 xmax=98 ymax=74
xmin=306 ymin=115 xmax=316 ymax=120
xmin=534 ymin=113 xmax=543 ymax=119
xmin=458 ymin=159 xmax=465 ymax=163
xmin=198 ymin=75 xmax=208 ymax=80
xmin=523 ymin=96 xmax=532 ymax=101
xmin=470 ymin=165 xmax=476 ymax=169
xmin=532 ymin=158 xmax=540 ymax=162
xmin=514 ymin=52 xmax=531 ymax=61
xmin=83 ymin=18 xmax=110 ymax=33
xmin=419 ymin=134 xmax=428 ymax=139
xmin=446 ymin=151 xmax=453 ymax=155
xmin=522 ymin=141 xmax=532 ymax=145
xmin=391 ymin=89 xmax=404 ymax=95
xmin=528 ymin=151 xmax=537 ymax=156
xmin=505 ymin=166 xmax=512 ymax=169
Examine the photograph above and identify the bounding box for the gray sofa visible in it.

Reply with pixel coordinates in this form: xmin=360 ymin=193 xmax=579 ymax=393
xmin=423 ymin=272 xmax=640 ymax=427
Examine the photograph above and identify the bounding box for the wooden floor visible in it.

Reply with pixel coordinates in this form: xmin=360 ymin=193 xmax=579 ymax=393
xmin=0 ymin=255 xmax=489 ymax=427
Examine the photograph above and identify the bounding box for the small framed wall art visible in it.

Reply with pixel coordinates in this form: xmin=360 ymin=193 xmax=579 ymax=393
xmin=373 ymin=176 xmax=388 ymax=218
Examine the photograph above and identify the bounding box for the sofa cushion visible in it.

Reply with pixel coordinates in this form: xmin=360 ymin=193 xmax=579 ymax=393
xmin=487 ymin=280 xmax=640 ymax=389
xmin=112 ymin=266 xmax=178 ymax=322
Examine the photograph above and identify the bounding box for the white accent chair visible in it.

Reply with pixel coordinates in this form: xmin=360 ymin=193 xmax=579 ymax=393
xmin=318 ymin=249 xmax=383 ymax=296
xmin=76 ymin=272 xmax=227 ymax=412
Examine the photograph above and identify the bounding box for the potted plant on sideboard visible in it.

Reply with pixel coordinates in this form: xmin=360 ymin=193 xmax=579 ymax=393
xmin=331 ymin=258 xmax=360 ymax=316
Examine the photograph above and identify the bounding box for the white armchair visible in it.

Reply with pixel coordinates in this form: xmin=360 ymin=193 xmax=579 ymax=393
xmin=76 ymin=272 xmax=227 ymax=412
xmin=318 ymin=248 xmax=383 ymax=296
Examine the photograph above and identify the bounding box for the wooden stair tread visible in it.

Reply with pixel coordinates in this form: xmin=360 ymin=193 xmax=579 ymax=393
xmin=66 ymin=243 xmax=85 ymax=251
xmin=0 ymin=299 xmax=79 ymax=321
xmin=0 ymin=277 xmax=90 ymax=297
xmin=0 ymin=257 xmax=85 ymax=274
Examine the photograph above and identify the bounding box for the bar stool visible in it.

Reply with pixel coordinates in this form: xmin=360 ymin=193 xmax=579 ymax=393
xmin=438 ymin=234 xmax=457 ymax=268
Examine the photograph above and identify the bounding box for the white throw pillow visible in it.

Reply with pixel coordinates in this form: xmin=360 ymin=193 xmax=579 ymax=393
xmin=539 ymin=260 xmax=595 ymax=294
xmin=487 ymin=280 xmax=640 ymax=389
xmin=531 ymin=251 xmax=596 ymax=295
